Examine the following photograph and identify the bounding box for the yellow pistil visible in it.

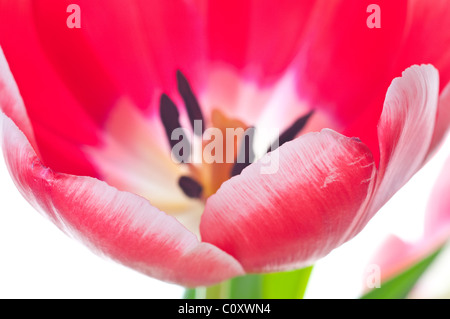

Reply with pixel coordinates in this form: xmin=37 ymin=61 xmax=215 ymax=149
xmin=191 ymin=109 xmax=249 ymax=198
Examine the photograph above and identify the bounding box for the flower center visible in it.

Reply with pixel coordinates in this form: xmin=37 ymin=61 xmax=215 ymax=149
xmin=194 ymin=109 xmax=252 ymax=198
xmin=160 ymin=71 xmax=314 ymax=201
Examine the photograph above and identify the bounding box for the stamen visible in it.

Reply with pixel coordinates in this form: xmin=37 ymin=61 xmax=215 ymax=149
xmin=178 ymin=176 xmax=203 ymax=199
xmin=160 ymin=93 xmax=190 ymax=162
xmin=177 ymin=70 xmax=205 ymax=135
xmin=231 ymin=127 xmax=256 ymax=177
xmin=268 ymin=110 xmax=314 ymax=152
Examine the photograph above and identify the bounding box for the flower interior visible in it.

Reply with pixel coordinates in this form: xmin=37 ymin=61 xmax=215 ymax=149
xmin=161 ymin=70 xmax=314 ymax=201
xmin=86 ymin=68 xmax=321 ymax=236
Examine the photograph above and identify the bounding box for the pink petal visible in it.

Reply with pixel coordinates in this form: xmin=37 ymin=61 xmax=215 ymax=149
xmin=427 ymin=81 xmax=450 ymax=159
xmin=395 ymin=0 xmax=450 ymax=90
xmin=367 ymin=235 xmax=435 ymax=283
xmin=337 ymin=65 xmax=443 ymax=245
xmin=31 ymin=0 xmax=205 ymax=115
xmin=14 ymin=0 xmax=317 ymax=117
xmin=201 ymin=129 xmax=376 ymax=272
xmin=203 ymin=0 xmax=316 ymax=84
xmin=367 ymin=155 xmax=450 ymax=284
xmin=343 ymin=65 xmax=441 ymax=239
xmin=425 ymin=156 xmax=450 ymax=242
xmin=369 ymin=65 xmax=439 ymax=216
xmin=0 ymin=47 xmax=36 ymax=150
xmin=0 ymin=4 xmax=102 ymax=177
xmin=293 ymin=1 xmax=450 ymax=161
xmin=0 ymin=0 xmax=207 ymax=179
xmin=30 ymin=0 xmax=120 ymax=124
xmin=294 ymin=0 xmax=408 ymax=154
xmin=0 ymin=112 xmax=244 ymax=287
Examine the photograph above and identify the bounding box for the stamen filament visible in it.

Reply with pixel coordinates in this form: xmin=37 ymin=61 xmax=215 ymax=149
xmin=177 ymin=70 xmax=205 ymax=135
xmin=268 ymin=110 xmax=314 ymax=152
xmin=160 ymin=93 xmax=190 ymax=162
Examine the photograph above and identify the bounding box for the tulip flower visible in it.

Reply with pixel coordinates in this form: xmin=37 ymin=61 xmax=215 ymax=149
xmin=1 ymin=0 xmax=450 ymax=289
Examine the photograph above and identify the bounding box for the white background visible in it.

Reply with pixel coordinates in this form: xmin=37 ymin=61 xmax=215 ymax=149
xmin=1 ymin=136 xmax=449 ymax=299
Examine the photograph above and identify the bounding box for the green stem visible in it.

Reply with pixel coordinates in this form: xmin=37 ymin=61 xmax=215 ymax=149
xmin=185 ymin=266 xmax=314 ymax=299
xmin=205 ymin=281 xmax=231 ymax=299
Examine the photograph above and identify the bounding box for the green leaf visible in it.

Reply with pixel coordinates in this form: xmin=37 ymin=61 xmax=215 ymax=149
xmin=361 ymin=245 xmax=443 ymax=299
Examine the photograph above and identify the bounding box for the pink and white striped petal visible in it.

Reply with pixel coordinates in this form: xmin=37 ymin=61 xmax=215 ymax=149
xmin=368 ymin=65 xmax=439 ymax=218
xmin=337 ymin=65 xmax=442 ymax=243
xmin=1 ymin=113 xmax=244 ymax=287
xmin=200 ymin=129 xmax=377 ymax=272
xmin=0 ymin=47 xmax=36 ymax=150
xmin=427 ymin=81 xmax=450 ymax=159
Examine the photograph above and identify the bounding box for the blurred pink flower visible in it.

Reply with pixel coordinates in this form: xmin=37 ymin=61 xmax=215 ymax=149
xmin=367 ymin=148 xmax=450 ymax=287
xmin=1 ymin=0 xmax=450 ymax=286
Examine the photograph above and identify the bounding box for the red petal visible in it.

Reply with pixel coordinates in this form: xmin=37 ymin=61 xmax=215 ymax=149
xmin=202 ymin=0 xmax=316 ymax=84
xmin=295 ymin=0 xmax=408 ymax=151
xmin=294 ymin=1 xmax=450 ymax=160
xmin=31 ymin=0 xmax=205 ymax=114
xmin=0 ymin=3 xmax=102 ymax=177
xmin=201 ymin=129 xmax=376 ymax=272
xmin=395 ymin=0 xmax=450 ymax=90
